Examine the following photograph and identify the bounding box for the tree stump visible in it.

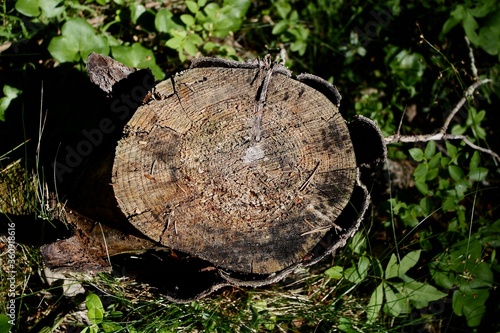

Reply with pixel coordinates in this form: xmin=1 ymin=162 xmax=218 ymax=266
xmin=41 ymin=54 xmax=386 ymax=301
xmin=112 ymin=58 xmax=357 ymax=274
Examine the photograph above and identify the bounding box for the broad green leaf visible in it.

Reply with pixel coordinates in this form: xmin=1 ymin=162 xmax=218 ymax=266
xmin=445 ymin=141 xmax=458 ymax=160
xmin=345 ymin=256 xmax=370 ymax=283
xmin=415 ymin=180 xmax=429 ymax=195
xmin=463 ymin=10 xmax=480 ymax=44
xmin=166 ymin=36 xmax=183 ymax=49
xmin=180 ymin=14 xmax=196 ymax=27
xmin=452 ymin=288 xmax=489 ymax=327
xmin=468 ymin=167 xmax=488 ymax=181
xmin=428 ymin=152 xmax=441 ymax=169
xmin=324 ymin=266 xmax=343 ymax=279
xmin=424 ymin=141 xmax=436 ymax=160
xmin=469 ymin=151 xmax=480 ymax=169
xmin=408 ymin=148 xmax=424 ymax=162
xmin=383 ymin=284 xmax=407 ymax=317
xmin=348 ymin=231 xmax=366 ymax=254
xmin=129 ymin=3 xmax=146 ymax=24
xmin=86 ymin=293 xmax=104 ymax=325
xmin=413 ymin=163 xmax=427 ymax=179
xmin=275 ymin=0 xmax=292 ymax=19
xmin=112 ymin=43 xmax=165 ymax=80
xmin=419 ymin=197 xmax=432 ymax=215
xmin=442 ymin=5 xmax=465 ymax=35
xmin=15 ymin=0 xmax=64 ymax=18
xmin=0 ymin=314 xmax=13 ymax=333
xmin=272 ymin=21 xmax=289 ymax=35
xmin=186 ymin=0 xmax=199 ymax=14
xmin=155 ymin=9 xmax=184 ymax=33
xmin=448 ymin=165 xmax=464 ymax=182
xmin=429 ymin=261 xmax=456 ymax=289
xmin=394 ymin=280 xmax=447 ymax=308
xmin=0 ymin=85 xmax=21 ymax=121
xmin=48 ymin=18 xmax=109 ymax=63
xmin=183 ymin=39 xmax=198 ymax=56
xmin=399 ymin=250 xmax=421 ymax=276
xmin=466 ymin=261 xmax=493 ymax=289
xmin=367 ymin=282 xmax=384 ymax=323
xmin=385 ymin=253 xmax=399 ymax=279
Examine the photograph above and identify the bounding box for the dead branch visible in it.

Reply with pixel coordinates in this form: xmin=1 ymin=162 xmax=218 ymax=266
xmin=385 ymin=78 xmax=498 ymax=163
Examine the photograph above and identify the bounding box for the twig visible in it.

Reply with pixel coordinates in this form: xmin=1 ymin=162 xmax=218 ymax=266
xmin=385 ymin=79 xmax=499 ymax=162
xmin=465 ymin=36 xmax=478 ymax=80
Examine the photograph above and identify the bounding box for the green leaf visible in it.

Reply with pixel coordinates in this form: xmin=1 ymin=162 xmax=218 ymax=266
xmin=409 ymin=148 xmax=424 ymax=162
xmin=383 ymin=284 xmax=407 ymax=317
xmin=155 ymin=9 xmax=184 ymax=33
xmin=86 ymin=293 xmax=104 ymax=325
xmin=448 ymin=165 xmax=464 ymax=182
xmin=415 ymin=180 xmax=429 ymax=195
xmin=112 ymin=43 xmax=165 ymax=80
xmin=424 ymin=141 xmax=436 ymax=160
xmin=324 ymin=266 xmax=343 ymax=279
xmin=272 ymin=20 xmax=289 ymax=35
xmin=274 ymin=0 xmax=292 ymax=19
xmin=186 ymin=0 xmax=199 ymax=14
xmin=399 ymin=250 xmax=421 ymax=276
xmin=452 ymin=288 xmax=489 ymax=327
xmin=468 ymin=167 xmax=488 ymax=181
xmin=367 ymin=282 xmax=384 ymax=323
xmin=48 ymin=18 xmax=109 ymax=63
xmin=166 ymin=36 xmax=183 ymax=49
xmin=442 ymin=5 xmax=465 ymax=35
xmin=345 ymin=256 xmax=370 ymax=283
xmin=385 ymin=253 xmax=399 ymax=279
xmin=348 ymin=231 xmax=366 ymax=255
xmin=180 ymin=14 xmax=196 ymax=27
xmin=445 ymin=141 xmax=458 ymax=160
xmin=15 ymin=0 xmax=64 ymax=18
xmin=394 ymin=280 xmax=447 ymax=308
xmin=0 ymin=85 xmax=22 ymax=121
xmin=129 ymin=3 xmax=146 ymax=24
xmin=0 ymin=314 xmax=14 ymax=333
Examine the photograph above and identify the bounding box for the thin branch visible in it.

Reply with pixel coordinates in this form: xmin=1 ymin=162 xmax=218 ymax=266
xmin=439 ymin=78 xmax=492 ymax=134
xmin=385 ymin=79 xmax=499 ymax=162
xmin=465 ymin=36 xmax=478 ymax=80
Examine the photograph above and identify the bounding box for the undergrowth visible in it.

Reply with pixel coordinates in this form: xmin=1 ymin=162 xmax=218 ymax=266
xmin=1 ymin=0 xmax=499 ymax=332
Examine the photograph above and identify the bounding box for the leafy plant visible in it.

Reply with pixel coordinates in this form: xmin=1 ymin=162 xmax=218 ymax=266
xmin=48 ymin=17 xmax=109 ymax=63
xmin=430 ymin=238 xmax=494 ymax=327
xmin=270 ymin=0 xmax=310 ymax=56
xmin=442 ymin=0 xmax=500 ymax=60
xmin=155 ymin=0 xmax=251 ymax=62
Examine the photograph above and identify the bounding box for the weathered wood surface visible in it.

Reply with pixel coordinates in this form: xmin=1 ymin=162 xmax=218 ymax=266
xmin=112 ymin=63 xmax=357 ymax=274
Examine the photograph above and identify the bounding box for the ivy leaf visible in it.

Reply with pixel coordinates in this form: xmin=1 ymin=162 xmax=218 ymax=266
xmin=112 ymin=43 xmax=165 ymax=80
xmin=15 ymin=0 xmax=64 ymax=18
xmin=48 ymin=18 xmax=109 ymax=63
xmin=155 ymin=9 xmax=184 ymax=33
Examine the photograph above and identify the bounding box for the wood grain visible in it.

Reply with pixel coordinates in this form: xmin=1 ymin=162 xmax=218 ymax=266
xmin=112 ymin=66 xmax=357 ymax=274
